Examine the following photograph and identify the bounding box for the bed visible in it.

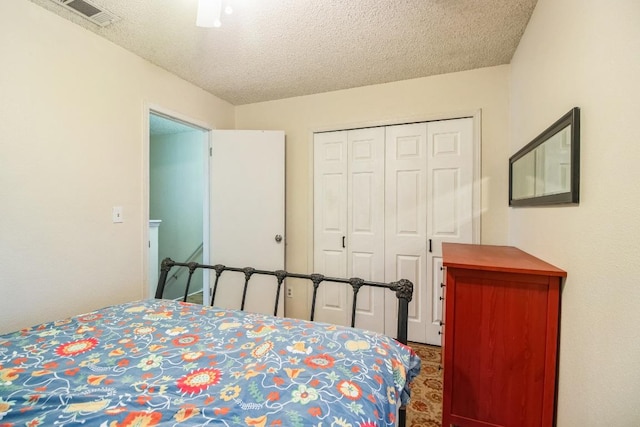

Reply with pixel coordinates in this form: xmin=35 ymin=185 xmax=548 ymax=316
xmin=0 ymin=259 xmax=420 ymax=427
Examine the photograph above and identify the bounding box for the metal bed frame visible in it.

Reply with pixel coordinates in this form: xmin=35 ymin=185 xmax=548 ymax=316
xmin=155 ymin=257 xmax=414 ymax=427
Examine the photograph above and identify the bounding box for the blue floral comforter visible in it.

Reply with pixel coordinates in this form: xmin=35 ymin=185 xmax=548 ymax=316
xmin=0 ymin=299 xmax=420 ymax=427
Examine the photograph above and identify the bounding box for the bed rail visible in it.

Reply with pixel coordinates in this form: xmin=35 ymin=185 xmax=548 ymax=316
xmin=154 ymin=257 xmax=413 ymax=345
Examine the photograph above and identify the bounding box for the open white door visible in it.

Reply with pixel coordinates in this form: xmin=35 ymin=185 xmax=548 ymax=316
xmin=210 ymin=130 xmax=285 ymax=316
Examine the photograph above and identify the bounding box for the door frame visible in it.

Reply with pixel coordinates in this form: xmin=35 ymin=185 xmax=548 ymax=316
xmin=306 ymin=109 xmax=482 ymax=326
xmin=143 ymin=103 xmax=213 ymax=303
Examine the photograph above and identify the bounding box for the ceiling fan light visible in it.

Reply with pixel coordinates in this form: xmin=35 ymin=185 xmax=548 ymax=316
xmin=196 ymin=0 xmax=222 ymax=28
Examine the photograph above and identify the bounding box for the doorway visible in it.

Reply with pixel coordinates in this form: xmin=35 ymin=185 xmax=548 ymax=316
xmin=148 ymin=111 xmax=209 ymax=301
xmin=146 ymin=111 xmax=286 ymax=310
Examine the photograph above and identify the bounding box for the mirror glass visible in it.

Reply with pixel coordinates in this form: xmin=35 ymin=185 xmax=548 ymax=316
xmin=509 ymin=107 xmax=579 ymax=206
xmin=511 ymin=126 xmax=571 ymax=200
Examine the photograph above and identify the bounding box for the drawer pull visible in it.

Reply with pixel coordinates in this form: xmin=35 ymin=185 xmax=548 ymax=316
xmin=440 ymin=282 xmax=445 ymax=288
xmin=439 ymin=321 xmax=445 ymax=326
xmin=439 ymin=296 xmax=444 ymax=301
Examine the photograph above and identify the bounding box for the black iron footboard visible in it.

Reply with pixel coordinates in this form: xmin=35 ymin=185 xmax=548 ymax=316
xmin=154 ymin=257 xmax=414 ymax=344
xmin=155 ymin=257 xmax=414 ymax=427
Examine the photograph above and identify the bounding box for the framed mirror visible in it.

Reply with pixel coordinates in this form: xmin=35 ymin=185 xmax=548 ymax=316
xmin=509 ymin=107 xmax=580 ymax=206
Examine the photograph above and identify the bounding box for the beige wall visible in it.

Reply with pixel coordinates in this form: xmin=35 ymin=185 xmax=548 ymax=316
xmin=236 ymin=66 xmax=510 ymax=318
xmin=9 ymin=5 xmax=635 ymax=423
xmin=509 ymin=0 xmax=640 ymax=424
xmin=0 ymin=0 xmax=234 ymax=333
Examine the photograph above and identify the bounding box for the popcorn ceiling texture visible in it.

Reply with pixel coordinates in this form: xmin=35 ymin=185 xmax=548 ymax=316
xmin=28 ymin=0 xmax=537 ymax=105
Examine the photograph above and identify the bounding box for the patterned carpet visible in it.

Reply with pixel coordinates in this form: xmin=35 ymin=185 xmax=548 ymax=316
xmin=406 ymin=342 xmax=443 ymax=427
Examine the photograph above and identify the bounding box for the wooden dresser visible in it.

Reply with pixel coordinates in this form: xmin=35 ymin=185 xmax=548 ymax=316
xmin=441 ymin=243 xmax=566 ymax=427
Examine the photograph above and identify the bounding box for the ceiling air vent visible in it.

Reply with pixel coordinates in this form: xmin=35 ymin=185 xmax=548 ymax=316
xmin=49 ymin=0 xmax=120 ymax=27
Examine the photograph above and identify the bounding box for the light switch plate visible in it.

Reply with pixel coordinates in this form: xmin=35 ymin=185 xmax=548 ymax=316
xmin=112 ymin=206 xmax=123 ymax=223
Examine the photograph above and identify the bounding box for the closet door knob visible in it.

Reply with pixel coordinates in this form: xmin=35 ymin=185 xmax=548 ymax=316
xmin=275 ymin=234 xmax=283 ymax=243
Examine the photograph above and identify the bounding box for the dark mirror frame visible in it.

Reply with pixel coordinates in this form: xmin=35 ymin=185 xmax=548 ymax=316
xmin=509 ymin=107 xmax=580 ymax=207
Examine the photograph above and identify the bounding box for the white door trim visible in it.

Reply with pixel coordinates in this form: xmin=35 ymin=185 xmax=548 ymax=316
xmin=143 ymin=103 xmax=214 ymax=303
xmin=307 ymin=110 xmax=482 ymax=288
xmin=471 ymin=110 xmax=482 ymax=243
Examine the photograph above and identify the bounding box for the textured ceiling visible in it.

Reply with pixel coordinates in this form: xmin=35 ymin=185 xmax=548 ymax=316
xmin=28 ymin=0 xmax=537 ymax=106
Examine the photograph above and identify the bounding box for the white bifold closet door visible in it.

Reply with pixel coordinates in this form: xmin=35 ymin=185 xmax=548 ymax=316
xmin=314 ymin=118 xmax=474 ymax=345
xmin=313 ymin=127 xmax=386 ymax=334
xmin=383 ymin=119 xmax=474 ymax=344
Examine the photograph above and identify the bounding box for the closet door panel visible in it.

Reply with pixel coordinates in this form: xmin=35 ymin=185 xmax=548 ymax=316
xmin=396 ymin=171 xmax=421 ymax=234
xmin=384 ymin=123 xmax=428 ymax=342
xmin=395 ymin=254 xmax=422 ymax=321
xmin=428 ymin=119 xmax=474 ymax=244
xmin=351 ymin=251 xmax=375 ymax=313
xmin=425 ymin=118 xmax=475 ymax=344
xmin=347 ymin=127 xmax=385 ymax=334
xmin=313 ymin=131 xmax=348 ymax=326
xmin=432 ymin=169 xmax=458 ymax=234
xmin=313 ymin=128 xmax=385 ymax=332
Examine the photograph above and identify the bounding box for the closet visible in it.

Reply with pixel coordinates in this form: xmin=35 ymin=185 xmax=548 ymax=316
xmin=313 ymin=118 xmax=477 ymax=344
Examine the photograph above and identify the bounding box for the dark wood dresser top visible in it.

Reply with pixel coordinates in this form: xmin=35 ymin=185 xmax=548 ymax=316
xmin=442 ymin=243 xmax=567 ymax=277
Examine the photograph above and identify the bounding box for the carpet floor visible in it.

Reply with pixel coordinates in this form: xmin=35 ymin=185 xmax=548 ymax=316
xmin=406 ymin=342 xmax=443 ymax=427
